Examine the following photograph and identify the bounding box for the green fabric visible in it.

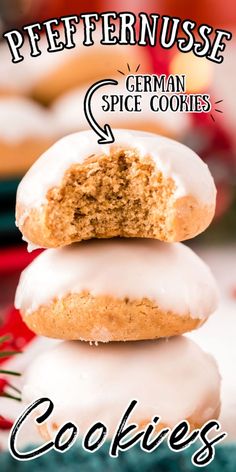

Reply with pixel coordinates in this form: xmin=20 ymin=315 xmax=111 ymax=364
xmin=1 ymin=442 xmax=236 ymax=471
xmin=0 ymin=178 xmax=19 ymax=235
xmin=0 ymin=212 xmax=17 ymax=233
xmin=0 ymin=179 xmax=19 ymax=198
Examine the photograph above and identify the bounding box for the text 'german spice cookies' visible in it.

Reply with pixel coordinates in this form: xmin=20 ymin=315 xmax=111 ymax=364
xmin=15 ymin=239 xmax=218 ymax=341
xmin=22 ymin=338 xmax=221 ymax=437
xmin=15 ymin=130 xmax=216 ymax=249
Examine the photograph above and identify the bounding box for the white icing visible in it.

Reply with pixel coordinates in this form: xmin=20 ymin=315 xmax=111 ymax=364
xmin=0 ymin=97 xmax=56 ymax=142
xmin=22 ymin=337 xmax=221 ymax=433
xmin=0 ymin=32 xmax=88 ymax=92
xmin=15 ymin=239 xmax=218 ymax=319
xmin=23 ymin=240 xmax=42 ymax=253
xmin=0 ymin=43 xmax=31 ymax=93
xmin=16 ymin=129 xmax=216 ymax=227
xmin=53 ymin=80 xmax=190 ymax=137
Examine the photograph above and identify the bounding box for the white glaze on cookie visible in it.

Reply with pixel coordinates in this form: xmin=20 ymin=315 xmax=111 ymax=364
xmin=22 ymin=337 xmax=221 ymax=434
xmin=0 ymin=32 xmax=94 ymax=92
xmin=0 ymin=40 xmax=78 ymax=93
xmin=16 ymin=129 xmax=216 ymax=228
xmin=0 ymin=28 xmax=149 ymax=93
xmin=15 ymin=239 xmax=218 ymax=319
xmin=0 ymin=97 xmax=55 ymax=143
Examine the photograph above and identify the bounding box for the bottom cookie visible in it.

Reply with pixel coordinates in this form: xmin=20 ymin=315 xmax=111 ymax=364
xmin=22 ymin=337 xmax=221 ymax=437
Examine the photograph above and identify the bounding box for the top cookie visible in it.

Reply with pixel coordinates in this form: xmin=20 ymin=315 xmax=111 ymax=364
xmin=16 ymin=130 xmax=216 ymax=249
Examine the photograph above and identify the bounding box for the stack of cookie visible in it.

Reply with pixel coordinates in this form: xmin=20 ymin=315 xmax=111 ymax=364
xmin=15 ymin=129 xmax=221 ymax=437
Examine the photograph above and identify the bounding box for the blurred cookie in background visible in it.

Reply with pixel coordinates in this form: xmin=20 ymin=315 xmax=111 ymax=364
xmin=0 ymin=95 xmax=57 ymax=240
xmin=0 ymin=30 xmax=152 ymax=105
xmin=0 ymin=97 xmax=56 ymax=178
xmin=0 ymin=43 xmax=31 ymax=98
xmin=28 ymin=36 xmax=153 ymax=105
xmin=53 ymin=80 xmax=190 ymax=140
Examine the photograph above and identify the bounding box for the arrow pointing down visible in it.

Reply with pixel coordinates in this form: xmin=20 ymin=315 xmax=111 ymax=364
xmin=84 ymin=78 xmax=118 ymax=144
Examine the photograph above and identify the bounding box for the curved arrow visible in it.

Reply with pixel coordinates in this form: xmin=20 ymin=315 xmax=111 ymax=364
xmin=84 ymin=78 xmax=118 ymax=144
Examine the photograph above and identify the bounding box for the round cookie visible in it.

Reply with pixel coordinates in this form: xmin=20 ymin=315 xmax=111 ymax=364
xmin=0 ymin=43 xmax=30 ymax=98
xmin=15 ymin=239 xmax=218 ymax=341
xmin=53 ymin=80 xmax=190 ymax=140
xmin=22 ymin=337 xmax=221 ymax=437
xmin=30 ymin=41 xmax=152 ymax=105
xmin=0 ymin=97 xmax=56 ymax=178
xmin=16 ymin=130 xmax=216 ymax=248
xmin=0 ymin=31 xmax=152 ymax=105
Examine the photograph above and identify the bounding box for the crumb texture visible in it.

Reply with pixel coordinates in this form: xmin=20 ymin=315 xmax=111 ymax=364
xmin=45 ymin=148 xmax=176 ymax=245
xmin=17 ymin=147 xmax=215 ymax=247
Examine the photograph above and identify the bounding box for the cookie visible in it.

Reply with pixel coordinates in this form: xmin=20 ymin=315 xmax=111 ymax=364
xmin=0 ymin=43 xmax=30 ymax=98
xmin=16 ymin=130 xmax=216 ymax=248
xmin=0 ymin=97 xmax=56 ymax=178
xmin=0 ymin=31 xmax=152 ymax=105
xmin=53 ymin=80 xmax=190 ymax=139
xmin=30 ymin=42 xmax=152 ymax=105
xmin=22 ymin=337 xmax=221 ymax=437
xmin=15 ymin=239 xmax=218 ymax=341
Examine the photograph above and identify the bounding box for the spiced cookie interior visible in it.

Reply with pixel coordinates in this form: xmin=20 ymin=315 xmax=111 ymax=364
xmin=45 ymin=147 xmax=177 ymax=245
xmin=16 ymin=130 xmax=216 ymax=248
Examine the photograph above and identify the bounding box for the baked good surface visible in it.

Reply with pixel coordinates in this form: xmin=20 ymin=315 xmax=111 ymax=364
xmin=22 ymin=337 xmax=221 ymax=436
xmin=16 ymin=130 xmax=216 ymax=248
xmin=15 ymin=239 xmax=218 ymax=341
xmin=0 ymin=97 xmax=56 ymax=177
